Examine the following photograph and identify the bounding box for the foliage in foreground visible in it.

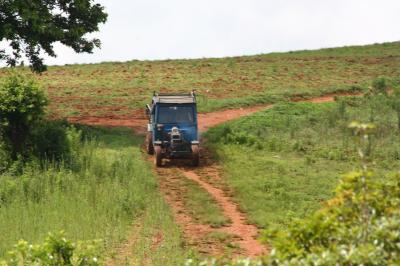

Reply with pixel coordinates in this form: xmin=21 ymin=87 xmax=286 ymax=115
xmin=262 ymin=123 xmax=400 ymax=265
xmin=0 ymin=127 xmax=149 ymax=256
xmin=264 ymin=169 xmax=400 ymax=265
xmin=0 ymin=126 xmax=189 ymax=265
xmin=264 ymin=175 xmax=400 ymax=265
xmin=0 ymin=232 xmax=101 ymax=266
xmin=185 ymin=257 xmax=263 ymax=266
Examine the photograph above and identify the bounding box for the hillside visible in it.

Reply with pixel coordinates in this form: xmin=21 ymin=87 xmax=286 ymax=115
xmin=1 ymin=42 xmax=399 ymax=118
xmin=1 ymin=42 xmax=400 ymax=264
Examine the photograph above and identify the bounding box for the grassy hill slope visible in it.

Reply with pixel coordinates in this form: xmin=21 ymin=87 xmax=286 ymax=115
xmin=1 ymin=41 xmax=399 ymax=117
xmin=204 ymin=95 xmax=400 ymax=229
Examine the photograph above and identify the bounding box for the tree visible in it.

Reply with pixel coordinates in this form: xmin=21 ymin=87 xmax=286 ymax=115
xmin=0 ymin=0 xmax=107 ymax=73
xmin=0 ymin=72 xmax=48 ymax=159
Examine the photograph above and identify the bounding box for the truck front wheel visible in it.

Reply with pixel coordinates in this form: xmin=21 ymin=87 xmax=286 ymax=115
xmin=146 ymin=133 xmax=154 ymax=155
xmin=154 ymin=146 xmax=163 ymax=167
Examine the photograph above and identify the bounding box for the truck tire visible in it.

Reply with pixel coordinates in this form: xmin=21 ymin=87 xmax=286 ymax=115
xmin=191 ymin=145 xmax=199 ymax=167
xmin=154 ymin=146 xmax=162 ymax=167
xmin=146 ymin=133 xmax=154 ymax=155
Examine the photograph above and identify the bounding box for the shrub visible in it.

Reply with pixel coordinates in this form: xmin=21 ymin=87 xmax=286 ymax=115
xmin=371 ymin=76 xmax=389 ymax=95
xmin=0 ymin=231 xmax=102 ymax=266
xmin=0 ymin=141 xmax=10 ymax=173
xmin=263 ymin=171 xmax=400 ymax=265
xmin=0 ymin=72 xmax=48 ymax=159
xmin=387 ymin=80 xmax=400 ymax=130
xmin=262 ymin=122 xmax=400 ymax=265
xmin=31 ymin=120 xmax=78 ymax=163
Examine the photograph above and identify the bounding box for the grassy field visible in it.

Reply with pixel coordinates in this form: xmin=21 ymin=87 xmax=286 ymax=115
xmin=204 ymin=94 xmax=400 ymax=229
xmin=0 ymin=127 xmax=189 ymax=265
xmin=0 ymin=42 xmax=399 ymax=117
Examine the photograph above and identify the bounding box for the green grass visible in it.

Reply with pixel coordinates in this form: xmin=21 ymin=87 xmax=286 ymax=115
xmin=0 ymin=127 xmax=189 ymax=264
xmin=204 ymin=231 xmax=239 ymax=252
xmin=204 ymin=95 xmax=400 ymax=229
xmin=116 ymin=196 xmax=190 ymax=265
xmin=181 ymin=175 xmax=230 ymax=228
xmin=1 ymin=41 xmax=399 ymax=116
xmin=158 ymin=168 xmax=230 ymax=228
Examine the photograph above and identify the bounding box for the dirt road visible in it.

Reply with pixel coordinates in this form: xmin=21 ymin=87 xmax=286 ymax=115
xmin=68 ymin=92 xmax=355 ymax=132
xmin=76 ymin=92 xmax=360 ymax=261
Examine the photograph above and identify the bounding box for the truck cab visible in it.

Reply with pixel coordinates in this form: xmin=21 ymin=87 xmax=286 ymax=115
xmin=146 ymin=92 xmax=199 ymax=166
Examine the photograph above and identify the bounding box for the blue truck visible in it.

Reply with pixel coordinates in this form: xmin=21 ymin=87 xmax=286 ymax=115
xmin=145 ymin=91 xmax=200 ymax=167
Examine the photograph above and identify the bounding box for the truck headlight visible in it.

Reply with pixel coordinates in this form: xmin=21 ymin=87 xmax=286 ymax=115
xmin=171 ymin=127 xmax=179 ymax=134
xmin=156 ymin=124 xmax=164 ymax=131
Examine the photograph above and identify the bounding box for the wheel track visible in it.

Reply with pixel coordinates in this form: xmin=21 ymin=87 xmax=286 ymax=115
xmin=75 ymin=92 xmax=362 ymax=260
xmin=181 ymin=170 xmax=265 ymax=256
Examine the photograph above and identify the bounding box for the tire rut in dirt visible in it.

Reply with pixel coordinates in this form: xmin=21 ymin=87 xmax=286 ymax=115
xmin=155 ymin=166 xmax=232 ymax=256
xmin=181 ymin=169 xmax=266 ymax=257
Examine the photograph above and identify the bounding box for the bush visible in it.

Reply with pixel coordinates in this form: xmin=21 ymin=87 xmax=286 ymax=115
xmin=0 ymin=72 xmax=83 ymax=166
xmin=0 ymin=141 xmax=10 ymax=173
xmin=371 ymin=76 xmax=389 ymax=95
xmin=0 ymin=231 xmax=102 ymax=266
xmin=31 ymin=120 xmax=80 ymax=163
xmin=0 ymin=72 xmax=48 ymax=159
xmin=263 ymin=171 xmax=400 ymax=266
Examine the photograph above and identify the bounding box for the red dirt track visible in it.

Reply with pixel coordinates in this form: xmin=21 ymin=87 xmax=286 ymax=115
xmin=67 ymin=105 xmax=271 ymax=134
xmin=68 ymin=92 xmax=360 ymax=133
xmin=76 ymin=92 xmax=360 ymax=260
xmin=182 ymin=170 xmax=265 ymax=256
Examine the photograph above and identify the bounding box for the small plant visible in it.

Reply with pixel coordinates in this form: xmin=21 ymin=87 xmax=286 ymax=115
xmin=364 ymin=77 xmax=390 ymax=123
xmin=387 ymin=81 xmax=400 ymax=130
xmin=185 ymin=257 xmax=263 ymax=266
xmin=371 ymin=76 xmax=389 ymax=95
xmin=0 ymin=231 xmax=102 ymax=266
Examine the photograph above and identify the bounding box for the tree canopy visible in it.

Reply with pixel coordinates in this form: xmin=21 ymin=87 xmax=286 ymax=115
xmin=0 ymin=0 xmax=107 ymax=72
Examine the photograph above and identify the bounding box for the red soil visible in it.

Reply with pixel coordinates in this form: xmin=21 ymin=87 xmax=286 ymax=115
xmin=182 ymin=170 xmax=266 ymax=256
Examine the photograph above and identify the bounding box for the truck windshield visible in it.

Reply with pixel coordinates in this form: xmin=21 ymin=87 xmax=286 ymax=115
xmin=157 ymin=106 xmax=194 ymax=123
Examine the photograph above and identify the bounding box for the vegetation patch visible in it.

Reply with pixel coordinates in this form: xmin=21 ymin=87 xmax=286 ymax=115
xmin=0 ymin=126 xmax=190 ymax=264
xmin=117 ymin=196 xmax=189 ymax=266
xmin=204 ymin=89 xmax=400 ymax=229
